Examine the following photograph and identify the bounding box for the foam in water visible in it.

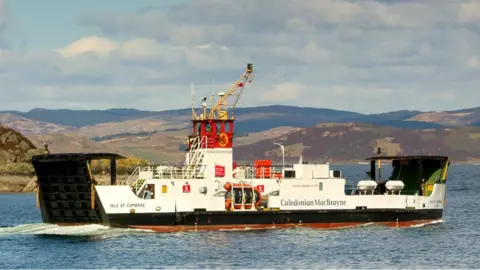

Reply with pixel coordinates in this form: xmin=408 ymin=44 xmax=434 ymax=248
xmin=409 ymin=219 xmax=444 ymax=228
xmin=0 ymin=223 xmax=154 ymax=237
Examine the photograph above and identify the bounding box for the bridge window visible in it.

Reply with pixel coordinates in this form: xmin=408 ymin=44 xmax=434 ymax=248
xmin=205 ymin=123 xmax=212 ymax=133
xmin=193 ymin=122 xmax=199 ymax=135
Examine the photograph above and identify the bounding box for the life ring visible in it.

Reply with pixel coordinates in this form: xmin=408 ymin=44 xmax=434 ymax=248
xmin=223 ymin=182 xmax=262 ymax=210
xmin=217 ymin=133 xmax=229 ymax=147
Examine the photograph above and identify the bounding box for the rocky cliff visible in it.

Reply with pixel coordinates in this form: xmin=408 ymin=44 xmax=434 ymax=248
xmin=0 ymin=125 xmax=44 ymax=192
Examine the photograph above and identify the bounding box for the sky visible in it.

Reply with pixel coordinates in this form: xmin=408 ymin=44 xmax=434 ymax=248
xmin=1 ymin=0 xmax=480 ymax=114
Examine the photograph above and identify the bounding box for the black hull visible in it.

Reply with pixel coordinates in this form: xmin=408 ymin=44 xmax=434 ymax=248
xmin=103 ymin=208 xmax=443 ymax=232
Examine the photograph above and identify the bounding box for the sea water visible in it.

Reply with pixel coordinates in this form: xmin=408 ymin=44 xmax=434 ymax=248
xmin=0 ymin=164 xmax=479 ymax=269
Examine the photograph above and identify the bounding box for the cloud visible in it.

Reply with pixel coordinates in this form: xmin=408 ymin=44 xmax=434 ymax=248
xmin=2 ymin=0 xmax=480 ymax=113
xmin=0 ymin=0 xmax=25 ymax=52
xmin=466 ymin=56 xmax=479 ymax=68
xmin=260 ymin=83 xmax=306 ymax=102
xmin=331 ymin=86 xmax=393 ymax=99
xmin=0 ymin=0 xmax=9 ymax=49
xmin=426 ymin=91 xmax=456 ymax=101
xmin=58 ymin=36 xmax=118 ymax=58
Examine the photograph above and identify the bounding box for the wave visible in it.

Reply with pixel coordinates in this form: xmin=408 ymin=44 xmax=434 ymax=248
xmin=410 ymin=219 xmax=444 ymax=228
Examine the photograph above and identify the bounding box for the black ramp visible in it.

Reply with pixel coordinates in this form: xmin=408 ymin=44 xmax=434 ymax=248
xmin=31 ymin=153 xmax=123 ymax=224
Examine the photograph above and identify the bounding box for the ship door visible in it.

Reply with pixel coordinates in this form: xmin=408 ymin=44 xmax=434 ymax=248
xmin=147 ymin=184 xmax=155 ymax=199
xmin=405 ymin=195 xmax=415 ymax=209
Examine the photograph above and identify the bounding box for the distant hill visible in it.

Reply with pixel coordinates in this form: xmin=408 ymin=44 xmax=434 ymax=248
xmin=446 ymin=107 xmax=480 ymax=114
xmin=8 ymin=108 xmax=162 ymax=127
xmin=1 ymin=105 xmax=480 ymax=165
xmin=407 ymin=107 xmax=480 ymax=126
xmin=1 ymin=105 xmax=443 ymax=136
xmin=0 ymin=113 xmax=75 ymax=135
xmin=26 ymin=130 xmax=188 ymax=164
xmin=16 ymin=121 xmax=480 ymax=165
xmin=233 ymin=123 xmax=480 ymax=164
xmin=1 ymin=106 xmax=363 ymax=128
xmin=470 ymin=121 xmax=480 ymax=127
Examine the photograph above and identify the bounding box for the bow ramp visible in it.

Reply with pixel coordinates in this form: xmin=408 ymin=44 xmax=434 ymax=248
xmin=31 ymin=153 xmax=125 ymax=224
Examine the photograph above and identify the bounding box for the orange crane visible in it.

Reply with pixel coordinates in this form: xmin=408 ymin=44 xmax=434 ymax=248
xmin=192 ymin=63 xmax=254 ymax=121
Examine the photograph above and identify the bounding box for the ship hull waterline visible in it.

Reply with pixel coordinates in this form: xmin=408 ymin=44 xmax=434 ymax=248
xmin=50 ymin=208 xmax=443 ymax=233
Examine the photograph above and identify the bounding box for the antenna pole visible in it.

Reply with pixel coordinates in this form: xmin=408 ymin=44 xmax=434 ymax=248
xmin=191 ymin=82 xmax=195 ymax=119
xmin=377 ymin=147 xmax=382 ymax=184
xmin=211 ymin=77 xmax=215 ymax=114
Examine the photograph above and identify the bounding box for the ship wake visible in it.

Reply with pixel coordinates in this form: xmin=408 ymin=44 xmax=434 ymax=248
xmin=0 ymin=223 xmax=154 ymax=238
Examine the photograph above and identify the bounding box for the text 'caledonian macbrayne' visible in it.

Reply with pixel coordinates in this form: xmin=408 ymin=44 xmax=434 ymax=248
xmin=280 ymin=199 xmax=347 ymax=207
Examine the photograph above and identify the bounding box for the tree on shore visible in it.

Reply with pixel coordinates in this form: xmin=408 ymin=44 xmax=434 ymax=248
xmin=90 ymin=156 xmax=150 ymax=175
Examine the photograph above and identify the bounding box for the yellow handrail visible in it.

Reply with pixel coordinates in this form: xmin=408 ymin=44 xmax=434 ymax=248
xmin=91 ymin=184 xmax=95 ymax=210
xmin=86 ymin=161 xmax=96 ymax=210
xmin=36 ymin=188 xmax=40 ymax=208
xmin=441 ymin=158 xmax=450 ymax=182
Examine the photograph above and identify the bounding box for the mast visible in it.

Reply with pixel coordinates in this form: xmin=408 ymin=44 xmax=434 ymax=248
xmin=377 ymin=147 xmax=382 ymax=184
xmin=211 ymin=77 xmax=215 ymax=111
xmin=191 ymin=82 xmax=195 ymax=119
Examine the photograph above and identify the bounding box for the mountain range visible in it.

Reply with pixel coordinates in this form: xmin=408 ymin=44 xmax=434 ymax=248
xmin=2 ymin=105 xmax=480 ymax=164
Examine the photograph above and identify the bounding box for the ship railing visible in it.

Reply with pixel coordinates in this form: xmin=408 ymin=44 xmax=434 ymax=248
xmin=182 ymin=164 xmax=206 ymax=179
xmin=128 ymin=164 xmax=207 ymax=179
xmin=233 ymin=164 xmax=294 ymax=179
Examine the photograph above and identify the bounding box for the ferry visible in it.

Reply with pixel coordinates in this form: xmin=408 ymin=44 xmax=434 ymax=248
xmin=31 ymin=64 xmax=450 ymax=232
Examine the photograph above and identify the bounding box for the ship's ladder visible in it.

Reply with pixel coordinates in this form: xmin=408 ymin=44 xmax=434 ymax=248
xmin=126 ymin=167 xmax=139 ymax=186
xmin=184 ymin=136 xmax=207 ymax=178
xmin=126 ymin=167 xmax=149 ymax=196
xmin=133 ymin=178 xmax=146 ymax=196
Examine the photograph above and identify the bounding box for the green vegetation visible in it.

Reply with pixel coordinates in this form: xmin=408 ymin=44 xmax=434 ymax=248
xmin=90 ymin=155 xmax=150 ymax=175
xmin=119 ymin=147 xmax=166 ymax=164
xmin=0 ymin=162 xmax=35 ymax=176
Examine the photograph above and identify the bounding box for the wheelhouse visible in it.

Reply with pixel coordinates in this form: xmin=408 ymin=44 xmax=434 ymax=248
xmin=366 ymin=155 xmax=450 ymax=196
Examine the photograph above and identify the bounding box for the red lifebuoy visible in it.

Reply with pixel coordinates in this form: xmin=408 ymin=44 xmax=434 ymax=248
xmin=223 ymin=182 xmax=262 ymax=210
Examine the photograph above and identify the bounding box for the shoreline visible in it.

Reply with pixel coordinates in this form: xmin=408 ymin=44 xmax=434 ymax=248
xmin=0 ymin=174 xmax=131 ymax=193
